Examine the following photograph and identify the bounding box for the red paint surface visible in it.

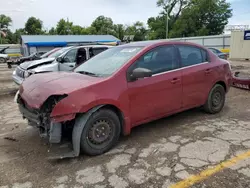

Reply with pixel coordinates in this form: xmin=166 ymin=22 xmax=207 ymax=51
xmin=231 ymin=73 xmax=250 ymax=90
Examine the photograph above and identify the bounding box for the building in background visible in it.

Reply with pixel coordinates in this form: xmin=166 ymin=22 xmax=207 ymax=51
xmin=229 ymin=30 xmax=250 ymax=60
xmin=20 ymin=35 xmax=121 ymax=56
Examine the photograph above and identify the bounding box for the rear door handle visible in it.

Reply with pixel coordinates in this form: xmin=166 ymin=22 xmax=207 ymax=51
xmin=171 ymin=78 xmax=180 ymax=84
xmin=69 ymin=65 xmax=74 ymax=67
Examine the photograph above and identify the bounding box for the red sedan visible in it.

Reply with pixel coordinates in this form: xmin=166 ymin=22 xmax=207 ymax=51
xmin=16 ymin=41 xmax=232 ymax=158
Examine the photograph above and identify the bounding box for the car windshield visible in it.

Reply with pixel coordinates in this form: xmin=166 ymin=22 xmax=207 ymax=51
xmin=40 ymin=49 xmax=56 ymax=58
xmin=74 ymin=46 xmax=143 ymax=77
xmin=42 ymin=47 xmax=70 ymax=58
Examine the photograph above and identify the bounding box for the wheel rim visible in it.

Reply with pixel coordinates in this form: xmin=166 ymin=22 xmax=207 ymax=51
xmin=87 ymin=119 xmax=113 ymax=148
xmin=0 ymin=58 xmax=5 ymax=63
xmin=212 ymin=91 xmax=222 ymax=107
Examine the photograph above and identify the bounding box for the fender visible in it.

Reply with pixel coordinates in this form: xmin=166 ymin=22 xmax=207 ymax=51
xmin=48 ymin=105 xmax=103 ymax=160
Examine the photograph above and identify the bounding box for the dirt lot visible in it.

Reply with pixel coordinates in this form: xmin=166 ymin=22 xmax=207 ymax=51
xmin=0 ymin=62 xmax=250 ymax=188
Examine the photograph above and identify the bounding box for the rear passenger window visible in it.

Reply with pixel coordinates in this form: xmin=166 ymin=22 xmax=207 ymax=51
xmin=177 ymin=45 xmax=208 ymax=67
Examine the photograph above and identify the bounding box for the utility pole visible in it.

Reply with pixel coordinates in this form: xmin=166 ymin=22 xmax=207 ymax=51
xmin=0 ymin=23 xmax=2 ymax=44
xmin=66 ymin=17 xmax=70 ymax=35
xmin=166 ymin=6 xmax=169 ymax=39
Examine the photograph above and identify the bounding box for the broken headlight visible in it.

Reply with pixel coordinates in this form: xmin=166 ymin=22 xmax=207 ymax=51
xmin=24 ymin=70 xmax=35 ymax=78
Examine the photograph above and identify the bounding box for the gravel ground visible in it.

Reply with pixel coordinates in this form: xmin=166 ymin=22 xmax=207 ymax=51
xmin=0 ymin=61 xmax=250 ymax=188
xmin=0 ymin=64 xmax=18 ymax=96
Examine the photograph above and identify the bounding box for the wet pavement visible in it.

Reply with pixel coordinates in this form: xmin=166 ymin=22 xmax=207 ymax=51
xmin=0 ymin=62 xmax=250 ymax=188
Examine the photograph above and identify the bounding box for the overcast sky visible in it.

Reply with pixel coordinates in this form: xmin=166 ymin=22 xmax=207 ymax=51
xmin=1 ymin=0 xmax=250 ymax=31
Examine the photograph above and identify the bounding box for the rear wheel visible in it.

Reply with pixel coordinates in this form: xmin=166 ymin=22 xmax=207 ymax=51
xmin=80 ymin=109 xmax=121 ymax=156
xmin=0 ymin=57 xmax=6 ymax=64
xmin=203 ymin=84 xmax=225 ymax=114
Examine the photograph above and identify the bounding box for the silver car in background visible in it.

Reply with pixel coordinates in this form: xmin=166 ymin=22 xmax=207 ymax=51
xmin=12 ymin=45 xmax=113 ymax=85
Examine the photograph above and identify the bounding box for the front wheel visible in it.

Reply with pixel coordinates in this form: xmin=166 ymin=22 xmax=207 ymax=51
xmin=203 ymin=84 xmax=226 ymax=114
xmin=0 ymin=57 xmax=6 ymax=64
xmin=80 ymin=109 xmax=121 ymax=156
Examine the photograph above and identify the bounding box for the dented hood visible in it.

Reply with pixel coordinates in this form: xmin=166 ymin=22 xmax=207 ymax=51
xmin=19 ymin=57 xmax=55 ymax=70
xmin=19 ymin=71 xmax=104 ymax=108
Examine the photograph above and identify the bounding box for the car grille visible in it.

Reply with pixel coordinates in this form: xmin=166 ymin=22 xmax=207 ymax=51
xmin=16 ymin=66 xmax=24 ymax=78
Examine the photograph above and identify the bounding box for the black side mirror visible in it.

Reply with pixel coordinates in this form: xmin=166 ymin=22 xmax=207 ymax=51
xmin=57 ymin=57 xmax=63 ymax=63
xmin=130 ymin=68 xmax=152 ymax=81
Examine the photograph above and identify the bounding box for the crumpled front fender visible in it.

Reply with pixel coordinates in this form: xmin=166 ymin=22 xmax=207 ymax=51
xmin=48 ymin=105 xmax=103 ymax=160
xmin=50 ymin=90 xmax=97 ymax=122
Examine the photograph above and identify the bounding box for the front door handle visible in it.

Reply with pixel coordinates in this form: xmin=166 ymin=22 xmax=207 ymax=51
xmin=171 ymin=78 xmax=180 ymax=84
xmin=205 ymin=69 xmax=212 ymax=74
xmin=69 ymin=65 xmax=74 ymax=67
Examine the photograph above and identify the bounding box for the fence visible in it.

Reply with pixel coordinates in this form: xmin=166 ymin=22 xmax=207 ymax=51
xmin=166 ymin=34 xmax=231 ymax=52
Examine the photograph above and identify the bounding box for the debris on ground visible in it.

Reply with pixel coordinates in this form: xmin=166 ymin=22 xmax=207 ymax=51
xmin=4 ymin=137 xmax=18 ymax=142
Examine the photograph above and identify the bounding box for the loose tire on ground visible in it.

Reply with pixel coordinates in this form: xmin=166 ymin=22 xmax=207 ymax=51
xmin=79 ymin=109 xmax=121 ymax=156
xmin=203 ymin=84 xmax=226 ymax=114
xmin=0 ymin=57 xmax=6 ymax=64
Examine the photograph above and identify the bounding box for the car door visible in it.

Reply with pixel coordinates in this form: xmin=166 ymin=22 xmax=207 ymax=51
xmin=127 ymin=45 xmax=182 ymax=125
xmin=176 ymin=44 xmax=212 ymax=108
xmin=59 ymin=48 xmax=78 ymax=71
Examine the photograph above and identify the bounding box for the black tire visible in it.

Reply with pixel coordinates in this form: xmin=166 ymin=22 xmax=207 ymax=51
xmin=0 ymin=57 xmax=6 ymax=64
xmin=203 ymin=84 xmax=225 ymax=114
xmin=80 ymin=109 xmax=121 ymax=156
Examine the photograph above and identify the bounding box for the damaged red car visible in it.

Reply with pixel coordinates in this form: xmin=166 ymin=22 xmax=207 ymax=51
xmin=16 ymin=41 xmax=232 ymax=158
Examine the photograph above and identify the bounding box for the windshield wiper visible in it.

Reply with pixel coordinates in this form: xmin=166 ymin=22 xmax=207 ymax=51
xmin=76 ymin=71 xmax=99 ymax=77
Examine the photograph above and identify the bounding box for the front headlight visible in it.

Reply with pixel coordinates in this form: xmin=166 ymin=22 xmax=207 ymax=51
xmin=24 ymin=70 xmax=34 ymax=78
xmin=24 ymin=70 xmax=35 ymax=78
xmin=24 ymin=71 xmax=30 ymax=78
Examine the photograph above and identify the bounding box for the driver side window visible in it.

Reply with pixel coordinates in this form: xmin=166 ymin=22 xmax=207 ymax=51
xmin=63 ymin=49 xmax=77 ymax=63
xmin=133 ymin=45 xmax=179 ymax=75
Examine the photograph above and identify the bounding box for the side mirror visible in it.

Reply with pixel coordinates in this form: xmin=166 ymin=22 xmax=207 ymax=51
xmin=130 ymin=68 xmax=152 ymax=81
xmin=56 ymin=57 xmax=63 ymax=63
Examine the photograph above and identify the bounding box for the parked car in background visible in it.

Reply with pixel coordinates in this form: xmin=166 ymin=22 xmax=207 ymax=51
xmin=0 ymin=51 xmax=9 ymax=63
xmin=16 ymin=41 xmax=232 ymax=158
xmin=7 ymin=48 xmax=61 ymax=68
xmin=0 ymin=45 xmax=22 ymax=63
xmin=208 ymin=47 xmax=228 ymax=60
xmin=19 ymin=48 xmax=61 ymax=64
xmin=12 ymin=45 xmax=112 ymax=85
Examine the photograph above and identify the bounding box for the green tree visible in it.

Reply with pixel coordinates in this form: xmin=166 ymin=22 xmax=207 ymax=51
xmin=147 ymin=0 xmax=190 ymax=39
xmin=0 ymin=15 xmax=12 ymax=43
xmin=71 ymin=25 xmax=83 ymax=35
xmin=48 ymin=27 xmax=57 ymax=35
xmin=170 ymin=0 xmax=232 ymax=37
xmin=13 ymin=28 xmax=26 ymax=43
xmin=147 ymin=16 xmax=167 ymax=39
xmin=91 ymin=16 xmax=114 ymax=34
xmin=55 ymin=19 xmax=73 ymax=35
xmin=0 ymin=14 xmax=12 ymax=29
xmin=125 ymin=22 xmax=148 ymax=41
xmin=113 ymin=24 xmax=125 ymax=40
xmin=24 ymin=17 xmax=44 ymax=35
xmin=82 ymin=26 xmax=96 ymax=35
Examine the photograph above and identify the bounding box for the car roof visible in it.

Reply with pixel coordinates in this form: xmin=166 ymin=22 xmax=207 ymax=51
xmin=71 ymin=45 xmax=114 ymax=49
xmin=120 ymin=40 xmax=207 ymax=49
